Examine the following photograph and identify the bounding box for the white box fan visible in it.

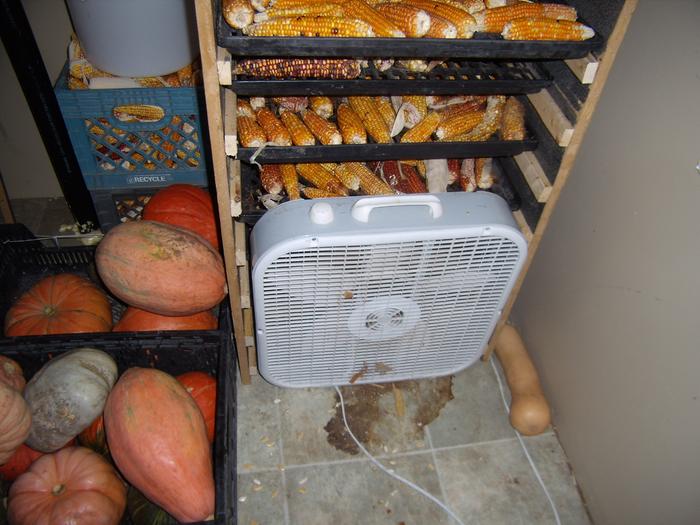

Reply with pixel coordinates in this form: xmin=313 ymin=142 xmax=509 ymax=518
xmin=250 ymin=192 xmax=527 ymax=388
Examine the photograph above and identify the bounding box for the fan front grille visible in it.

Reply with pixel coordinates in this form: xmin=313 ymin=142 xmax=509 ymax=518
xmin=259 ymin=234 xmax=522 ymax=386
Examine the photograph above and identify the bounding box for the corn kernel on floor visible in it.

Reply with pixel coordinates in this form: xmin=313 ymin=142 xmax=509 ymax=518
xmin=13 ymin=197 xmax=591 ymax=525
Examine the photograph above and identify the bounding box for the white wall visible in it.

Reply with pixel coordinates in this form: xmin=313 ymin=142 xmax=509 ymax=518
xmin=0 ymin=0 xmax=73 ymax=199
xmin=512 ymin=2 xmax=700 ymax=524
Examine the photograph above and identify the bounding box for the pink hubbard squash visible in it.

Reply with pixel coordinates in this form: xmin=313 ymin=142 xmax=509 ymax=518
xmin=0 ymin=355 xmax=25 ymax=391
xmin=8 ymin=446 xmax=126 ymax=525
xmin=0 ymin=381 xmax=32 ymax=464
xmin=104 ymin=367 xmax=214 ymax=522
xmin=96 ymin=221 xmax=226 ymax=316
xmin=177 ymin=371 xmax=217 ymax=444
xmin=113 ymin=307 xmax=217 ymax=332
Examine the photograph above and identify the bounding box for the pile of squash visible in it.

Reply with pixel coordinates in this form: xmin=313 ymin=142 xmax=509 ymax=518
xmin=0 ymin=352 xmax=218 ymax=524
xmin=3 ymin=184 xmax=226 ymax=336
xmin=0 ymin=184 xmax=227 ymax=523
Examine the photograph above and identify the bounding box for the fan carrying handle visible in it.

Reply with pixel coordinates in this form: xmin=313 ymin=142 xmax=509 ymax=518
xmin=351 ymin=195 xmax=443 ymax=223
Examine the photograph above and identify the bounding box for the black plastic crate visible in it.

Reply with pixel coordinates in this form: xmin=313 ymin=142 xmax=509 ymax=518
xmin=216 ymin=1 xmax=604 ymax=59
xmin=231 ymin=59 xmax=552 ymax=96
xmin=0 ymin=317 xmax=236 ymax=525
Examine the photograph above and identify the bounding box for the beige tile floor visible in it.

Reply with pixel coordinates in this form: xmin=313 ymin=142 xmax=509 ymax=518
xmin=13 ymin=197 xmax=591 ymax=525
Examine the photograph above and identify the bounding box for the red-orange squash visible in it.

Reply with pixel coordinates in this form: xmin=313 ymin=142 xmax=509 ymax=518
xmin=4 ymin=274 xmax=112 ymax=336
xmin=8 ymin=446 xmax=126 ymax=525
xmin=0 ymin=356 xmax=25 ymax=391
xmin=78 ymin=415 xmax=108 ymax=457
xmin=0 ymin=439 xmax=76 ymax=482
xmin=96 ymin=221 xmax=227 ymax=316
xmin=113 ymin=307 xmax=217 ymax=332
xmin=143 ymin=184 xmax=220 ymax=250
xmin=104 ymin=367 xmax=214 ymax=522
xmin=0 ymin=382 xmax=32 ymax=464
xmin=177 ymin=371 xmax=217 ymax=444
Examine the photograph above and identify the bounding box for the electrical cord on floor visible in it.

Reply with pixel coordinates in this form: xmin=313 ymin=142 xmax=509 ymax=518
xmin=489 ymin=358 xmax=562 ymax=525
xmin=334 ymin=386 xmax=466 ymax=525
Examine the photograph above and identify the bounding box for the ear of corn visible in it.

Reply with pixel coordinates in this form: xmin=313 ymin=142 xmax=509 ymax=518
xmin=401 ymin=159 xmax=427 ymax=177
xmin=237 ymin=116 xmax=267 ymax=147
xmin=459 ymin=158 xmax=477 ymax=191
xmin=242 ymin=16 xmax=375 ymax=37
xmin=333 ymin=162 xmax=362 ymax=191
xmin=348 ymin=97 xmax=393 ymax=144
xmin=112 ymin=105 xmax=165 ymax=123
xmin=423 ymin=14 xmax=457 ymax=38
xmin=337 ymin=103 xmax=367 ymax=145
xmin=223 ymin=0 xmax=255 ymax=29
xmin=256 ymin=107 xmax=293 ymax=146
xmin=451 ymin=95 xmax=506 ymax=141
xmin=310 ymin=96 xmax=334 ymax=119
xmin=260 ymin=164 xmax=284 ymax=194
xmin=237 ymin=99 xmax=256 ymax=118
xmin=301 ymin=110 xmax=342 ymax=145
xmin=430 ymin=95 xmax=487 ymax=110
xmin=296 ymin=163 xmax=349 ymax=195
xmin=273 ymin=96 xmax=309 ymax=113
xmin=402 ymin=96 xmax=428 ymax=129
xmin=446 ymin=158 xmax=460 ymax=184
xmin=375 ymin=97 xmax=397 ymax=129
xmin=341 ymin=162 xmax=394 ymax=195
xmin=250 ymin=97 xmax=267 ymax=110
xmin=436 ymin=109 xmax=485 ymax=140
xmin=499 ymin=96 xmax=526 ymax=140
xmin=502 ymin=18 xmax=594 ymax=41
xmin=473 ymin=3 xmax=577 ymax=32
xmin=280 ymin=163 xmax=301 ymax=200
xmin=397 ymin=163 xmax=427 ymax=193
xmin=373 ymin=3 xmax=431 ymax=37
xmin=251 ymin=0 xmax=271 ymax=11
xmin=476 ymin=157 xmax=494 ymax=188
xmin=400 ymin=0 xmax=475 ymax=38
xmin=400 ymin=111 xmax=441 ymax=143
xmin=280 ymin=111 xmax=316 ymax=146
xmin=235 ymin=58 xmax=362 ymax=79
xmin=397 ymin=59 xmax=429 ymax=73
xmin=254 ymin=4 xmax=344 ymax=22
xmin=302 ymin=187 xmax=344 ymax=198
xmin=341 ymin=0 xmax=406 ymax=37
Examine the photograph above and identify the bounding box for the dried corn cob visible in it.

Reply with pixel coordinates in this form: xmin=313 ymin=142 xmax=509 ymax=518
xmin=341 ymin=0 xmax=406 ymax=37
xmin=436 ymin=109 xmax=485 ymax=140
xmin=337 ymin=103 xmax=367 ymax=145
xmin=302 ymin=187 xmax=344 ymax=198
xmin=400 ymin=163 xmax=427 ymax=193
xmin=301 ymin=110 xmax=342 ymax=145
xmin=436 ymin=100 xmax=487 ymax=124
xmin=343 ymin=162 xmax=394 ymax=195
xmin=499 ymin=96 xmax=526 ymax=140
xmin=375 ymin=97 xmax=397 ymax=129
xmin=401 ymin=159 xmax=426 ymax=177
xmin=475 ymin=157 xmax=494 ymax=188
xmin=460 ymin=0 xmax=485 ymax=13
xmin=459 ymin=158 xmax=477 ymax=192
xmin=273 ymin=96 xmax=309 ymax=113
xmin=379 ymin=160 xmax=404 ymax=192
xmin=428 ymin=94 xmax=487 ymax=110
xmin=423 ymin=14 xmax=457 ymax=38
xmin=237 ymin=99 xmax=256 ymax=118
xmin=397 ymin=60 xmax=429 ymax=73
xmin=260 ymin=164 xmax=284 ymax=194
xmin=112 ymin=105 xmax=165 ymax=123
xmin=400 ymin=111 xmax=441 ymax=143
xmin=223 ymin=0 xmax=254 ymax=29
xmin=473 ymin=3 xmax=577 ymax=33
xmin=400 ymin=0 xmax=475 ymax=38
xmin=372 ymin=58 xmax=395 ymax=71
xmin=251 ymin=0 xmax=271 ymax=11
xmin=280 ymin=111 xmax=316 ymax=146
xmin=446 ymin=158 xmax=460 ymax=184
xmin=280 ymin=163 xmax=301 ymax=200
xmin=333 ymin=162 xmax=362 ymax=191
xmin=296 ymin=163 xmax=349 ymax=195
xmin=250 ymin=97 xmax=266 ymax=110
xmin=254 ymin=4 xmax=344 ymax=22
xmin=237 ymin=116 xmax=266 ymax=147
xmin=452 ymin=95 xmax=506 ymax=141
xmin=348 ymin=97 xmax=392 ymax=144
xmin=381 ymin=160 xmax=426 ymax=193
xmin=374 ymin=3 xmax=431 ymax=37
xmin=256 ymin=107 xmax=293 ymax=146
xmin=502 ymin=18 xmax=594 ymax=41
xmin=269 ymin=0 xmax=338 ymax=7
xmin=484 ymin=0 xmax=519 ymax=7
xmin=402 ymin=96 xmax=428 ymax=129
xmin=235 ymin=58 xmax=362 ymax=79
xmin=242 ymin=16 xmax=375 ymax=37
xmin=309 ymin=96 xmax=334 ymax=119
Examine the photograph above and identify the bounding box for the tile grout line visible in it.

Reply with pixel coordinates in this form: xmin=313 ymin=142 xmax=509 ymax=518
xmin=274 ymin=397 xmax=291 ymax=525
xmin=424 ymin=425 xmax=455 ymax=525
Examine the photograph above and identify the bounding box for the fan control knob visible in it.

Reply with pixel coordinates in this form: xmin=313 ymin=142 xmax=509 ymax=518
xmin=309 ymin=202 xmax=334 ymax=224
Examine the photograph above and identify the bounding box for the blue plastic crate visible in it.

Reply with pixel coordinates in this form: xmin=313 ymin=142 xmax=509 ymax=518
xmin=54 ymin=65 xmax=210 ymax=190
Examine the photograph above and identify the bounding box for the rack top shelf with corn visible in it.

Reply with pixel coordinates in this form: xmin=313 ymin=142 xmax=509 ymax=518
xmin=236 ymin=94 xmax=536 ymax=163
xmin=218 ymin=0 xmax=603 ymax=58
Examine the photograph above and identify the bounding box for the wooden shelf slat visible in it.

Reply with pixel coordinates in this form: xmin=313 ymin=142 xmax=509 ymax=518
xmin=565 ymin=54 xmax=600 ymax=85
xmin=514 ymin=151 xmax=552 ymax=203
xmin=528 ymin=89 xmax=574 ymax=147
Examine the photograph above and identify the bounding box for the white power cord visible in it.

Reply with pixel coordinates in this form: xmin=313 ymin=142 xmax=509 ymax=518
xmin=334 ymin=386 xmax=466 ymax=525
xmin=489 ymin=358 xmax=562 ymax=525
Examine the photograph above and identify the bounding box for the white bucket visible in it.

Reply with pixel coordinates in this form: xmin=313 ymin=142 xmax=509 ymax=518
xmin=66 ymin=0 xmax=199 ymax=78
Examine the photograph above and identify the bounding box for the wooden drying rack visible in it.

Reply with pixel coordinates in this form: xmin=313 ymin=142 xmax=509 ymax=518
xmin=194 ymin=0 xmax=638 ymax=384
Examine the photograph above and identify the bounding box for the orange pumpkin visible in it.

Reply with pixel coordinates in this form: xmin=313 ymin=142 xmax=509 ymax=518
xmin=104 ymin=368 xmax=214 ymax=522
xmin=8 ymin=446 xmax=126 ymax=525
xmin=0 ymin=382 xmax=32 ymax=464
xmin=78 ymin=415 xmax=108 ymax=457
xmin=177 ymin=371 xmax=217 ymax=444
xmin=4 ymin=274 xmax=112 ymax=336
xmin=0 ymin=439 xmax=76 ymax=482
xmin=96 ymin=221 xmax=227 ymax=316
xmin=0 ymin=356 xmax=25 ymax=391
xmin=143 ymin=184 xmax=220 ymax=250
xmin=113 ymin=307 xmax=217 ymax=332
